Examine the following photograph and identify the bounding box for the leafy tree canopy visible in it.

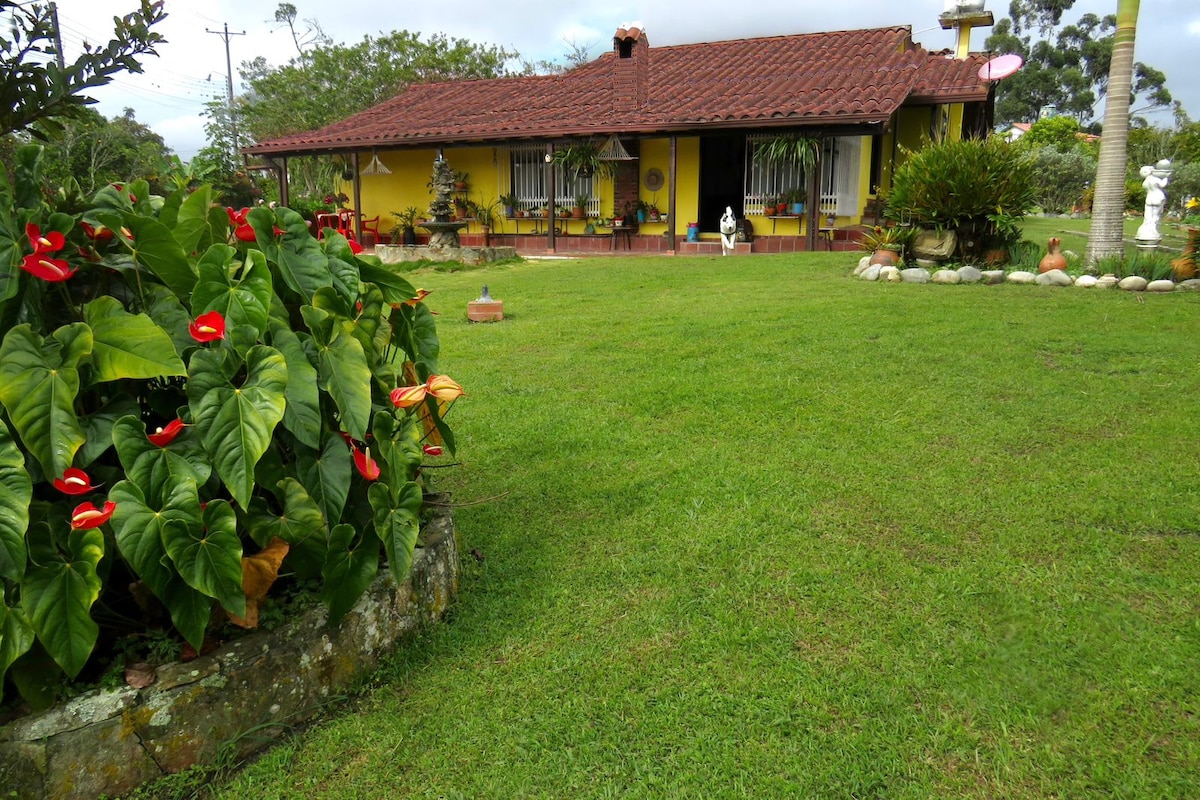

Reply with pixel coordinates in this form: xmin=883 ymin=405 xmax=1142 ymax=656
xmin=237 ymin=30 xmax=515 ymax=143
xmin=985 ymin=0 xmax=1174 ymax=126
xmin=0 ymin=0 xmax=167 ymax=140
xmin=36 ymin=107 xmax=173 ymax=195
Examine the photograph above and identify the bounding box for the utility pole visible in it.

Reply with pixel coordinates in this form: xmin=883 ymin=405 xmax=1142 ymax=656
xmin=205 ymin=23 xmax=246 ymax=158
xmin=48 ymin=2 xmax=65 ymax=69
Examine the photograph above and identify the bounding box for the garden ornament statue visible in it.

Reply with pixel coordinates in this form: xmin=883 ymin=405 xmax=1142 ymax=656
xmin=1136 ymin=159 xmax=1171 ymax=246
xmin=719 ymin=207 xmax=738 ymax=255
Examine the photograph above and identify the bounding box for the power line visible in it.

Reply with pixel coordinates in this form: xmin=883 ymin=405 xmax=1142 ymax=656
xmin=205 ymin=23 xmax=246 ymax=155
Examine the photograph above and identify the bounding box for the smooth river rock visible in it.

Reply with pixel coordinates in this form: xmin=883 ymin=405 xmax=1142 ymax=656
xmin=981 ymin=269 xmax=1006 ymax=285
xmin=1074 ymin=274 xmax=1098 ymax=288
xmin=1146 ymin=279 xmax=1176 ymax=292
xmin=1118 ymin=275 xmax=1148 ymax=291
xmin=931 ymin=269 xmax=960 ymax=284
xmin=860 ymin=264 xmax=882 ymax=281
xmin=900 ymin=267 xmax=931 ymax=284
xmin=1006 ymin=270 xmax=1038 ymax=285
xmin=957 ymin=265 xmax=983 ymax=283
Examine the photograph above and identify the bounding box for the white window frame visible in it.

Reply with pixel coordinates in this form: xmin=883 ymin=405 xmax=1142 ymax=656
xmin=743 ymin=135 xmax=861 ymax=218
xmin=507 ymin=145 xmax=598 ymax=215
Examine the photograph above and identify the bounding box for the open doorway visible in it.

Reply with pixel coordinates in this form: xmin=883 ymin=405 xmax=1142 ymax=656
xmin=699 ymin=134 xmax=746 ymax=233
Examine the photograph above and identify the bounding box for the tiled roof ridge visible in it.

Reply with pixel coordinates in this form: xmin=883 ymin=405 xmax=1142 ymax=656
xmin=644 ymin=24 xmax=912 ymax=53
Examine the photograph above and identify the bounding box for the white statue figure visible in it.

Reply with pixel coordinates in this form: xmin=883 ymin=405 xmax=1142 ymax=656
xmin=719 ymin=207 xmax=738 ymax=256
xmin=1137 ymin=159 xmax=1171 ymax=242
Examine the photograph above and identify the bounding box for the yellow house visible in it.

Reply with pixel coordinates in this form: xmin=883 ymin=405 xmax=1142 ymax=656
xmin=245 ymin=17 xmax=995 ymax=255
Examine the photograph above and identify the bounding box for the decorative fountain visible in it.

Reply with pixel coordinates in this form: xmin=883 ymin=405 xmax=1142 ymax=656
xmin=374 ymin=152 xmax=516 ymax=267
xmin=420 ymin=152 xmax=469 ymax=248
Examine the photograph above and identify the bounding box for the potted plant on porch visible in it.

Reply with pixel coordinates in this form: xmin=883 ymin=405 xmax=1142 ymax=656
xmin=573 ymin=192 xmax=589 ymax=219
xmin=391 ymin=206 xmax=422 ymax=245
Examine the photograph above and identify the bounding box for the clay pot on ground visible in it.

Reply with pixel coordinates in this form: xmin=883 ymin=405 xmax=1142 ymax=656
xmin=1039 ymin=236 xmax=1068 ymax=273
xmin=869 ymin=247 xmax=901 ymax=267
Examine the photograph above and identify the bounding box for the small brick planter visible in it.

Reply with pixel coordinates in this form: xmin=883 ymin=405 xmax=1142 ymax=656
xmin=0 ymin=504 xmax=458 ymax=800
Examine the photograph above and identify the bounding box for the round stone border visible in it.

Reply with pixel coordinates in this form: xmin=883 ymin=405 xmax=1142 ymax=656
xmin=0 ymin=503 xmax=458 ymax=800
xmin=852 ymin=258 xmax=1200 ymax=292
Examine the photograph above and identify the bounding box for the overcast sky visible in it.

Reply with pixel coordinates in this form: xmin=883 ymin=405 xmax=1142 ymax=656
xmin=50 ymin=0 xmax=1200 ymax=160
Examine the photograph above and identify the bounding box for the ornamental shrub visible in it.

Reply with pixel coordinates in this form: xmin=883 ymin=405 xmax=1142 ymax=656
xmin=1030 ymin=146 xmax=1096 ymax=215
xmin=0 ymin=145 xmax=459 ymax=707
xmin=886 ymin=136 xmax=1040 ymax=259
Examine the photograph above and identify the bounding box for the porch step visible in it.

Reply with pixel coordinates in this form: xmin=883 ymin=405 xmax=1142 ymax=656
xmin=678 ymin=240 xmax=751 ymax=255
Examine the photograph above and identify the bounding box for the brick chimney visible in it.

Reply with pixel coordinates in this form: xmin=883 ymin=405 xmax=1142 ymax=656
xmin=612 ymin=23 xmax=649 ymax=110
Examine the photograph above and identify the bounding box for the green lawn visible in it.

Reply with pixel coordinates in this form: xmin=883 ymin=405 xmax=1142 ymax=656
xmin=209 ymin=253 xmax=1200 ymax=799
xmin=1018 ymin=214 xmax=1191 ymax=258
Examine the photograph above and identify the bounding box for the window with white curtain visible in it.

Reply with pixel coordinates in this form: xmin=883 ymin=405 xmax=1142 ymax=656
xmin=742 ymin=135 xmax=861 ymax=217
xmin=508 ymin=145 xmax=596 ymax=214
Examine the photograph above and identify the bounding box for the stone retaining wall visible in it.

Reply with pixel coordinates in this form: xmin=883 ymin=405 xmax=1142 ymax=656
xmin=0 ymin=506 xmax=458 ymax=800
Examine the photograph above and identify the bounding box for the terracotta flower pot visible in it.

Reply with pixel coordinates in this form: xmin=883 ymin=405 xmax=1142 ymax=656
xmin=1038 ymin=237 xmax=1067 ymax=273
xmin=869 ymin=247 xmax=900 ymax=266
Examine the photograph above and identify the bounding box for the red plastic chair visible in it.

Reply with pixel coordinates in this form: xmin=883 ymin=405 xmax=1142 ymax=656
xmin=360 ymin=215 xmax=381 ymax=245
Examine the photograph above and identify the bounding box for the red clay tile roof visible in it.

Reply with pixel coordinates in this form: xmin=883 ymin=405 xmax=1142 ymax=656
xmin=246 ymin=26 xmax=990 ymax=156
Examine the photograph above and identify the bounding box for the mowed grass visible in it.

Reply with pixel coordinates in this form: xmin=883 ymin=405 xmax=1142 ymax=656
xmin=213 ymin=253 xmax=1200 ymax=799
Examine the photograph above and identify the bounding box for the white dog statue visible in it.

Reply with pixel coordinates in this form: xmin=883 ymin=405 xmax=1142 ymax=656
xmin=719 ymin=207 xmax=738 ymax=256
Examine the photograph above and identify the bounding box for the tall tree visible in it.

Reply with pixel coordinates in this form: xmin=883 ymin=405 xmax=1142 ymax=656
xmin=985 ymin=1 xmax=1170 ymax=125
xmin=1087 ymin=0 xmax=1140 ymax=264
xmin=0 ymin=0 xmax=166 ymax=139
xmin=37 ymin=107 xmax=172 ymax=194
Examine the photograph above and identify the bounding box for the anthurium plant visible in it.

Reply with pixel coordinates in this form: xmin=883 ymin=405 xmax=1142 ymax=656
xmin=0 ymin=145 xmax=460 ymax=706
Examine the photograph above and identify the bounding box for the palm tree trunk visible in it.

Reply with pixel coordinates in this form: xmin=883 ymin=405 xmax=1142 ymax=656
xmin=1086 ymin=0 xmax=1140 ymax=265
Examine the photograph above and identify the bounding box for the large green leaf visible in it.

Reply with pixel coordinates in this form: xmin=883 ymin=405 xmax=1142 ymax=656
xmin=301 ymin=307 xmax=371 ymax=442
xmin=409 ymin=303 xmax=441 ymax=378
xmin=0 ymin=418 xmax=31 ymax=582
xmin=143 ymin=284 xmax=196 ymax=358
xmin=320 ymin=524 xmax=379 ymax=625
xmin=350 ymin=283 xmax=385 ymax=359
xmin=192 ymin=245 xmax=273 ymax=340
xmin=21 ymin=526 xmax=104 ymax=678
xmin=77 ymin=395 xmax=140 ymax=468
xmin=111 ymin=416 xmax=210 ymax=506
xmin=125 ymin=215 xmax=198 ymax=299
xmin=253 ymin=207 xmax=330 ymax=302
xmin=0 ymin=603 xmax=35 ymax=692
xmin=246 ymin=478 xmax=329 ymax=579
xmin=163 ymin=498 xmax=245 ymax=618
xmin=83 ymin=296 xmax=187 ymax=381
xmin=0 ymin=323 xmax=90 ymax=477
xmin=189 ymin=346 xmax=287 ymax=507
xmin=369 ymin=480 xmax=423 ymax=586
xmin=294 ymin=434 xmax=352 ymax=529
xmin=269 ymin=322 xmax=321 ymax=449
xmin=109 ymin=479 xmax=212 ymax=648
xmin=358 ymin=262 xmax=418 ymax=307
xmin=371 ymin=410 xmax=423 ymax=495
xmin=170 ymin=185 xmax=220 ymax=256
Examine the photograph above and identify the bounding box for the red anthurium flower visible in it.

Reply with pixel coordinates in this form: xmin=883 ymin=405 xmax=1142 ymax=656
xmin=348 ymin=239 xmax=364 ymax=254
xmin=225 ymin=207 xmax=246 ymax=225
xmin=148 ymin=418 xmax=186 ymax=447
xmin=81 ymin=222 xmax=114 ymax=242
xmin=422 ymin=444 xmax=443 ymax=457
xmin=352 ymin=446 xmax=381 ymax=481
xmin=390 ymin=383 xmax=428 ymax=408
xmin=26 ymin=223 xmax=65 ymax=253
xmin=71 ymin=500 xmax=117 ymax=530
xmin=272 ymin=225 xmax=286 ymax=237
xmin=426 ymin=374 xmax=464 ymax=402
xmin=188 ymin=311 xmax=226 ymax=343
xmin=53 ymin=468 xmax=95 ymax=495
xmin=234 ymin=224 xmax=256 ymax=242
xmin=20 ymin=253 xmax=77 ymax=282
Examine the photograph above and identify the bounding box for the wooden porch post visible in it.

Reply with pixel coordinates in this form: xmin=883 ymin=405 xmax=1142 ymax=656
xmin=279 ymin=157 xmax=289 ymax=208
xmin=806 ymin=142 xmax=821 ymax=252
xmin=351 ymin=152 xmax=362 ymax=241
xmin=546 ymin=142 xmax=557 ymax=253
xmin=667 ymin=136 xmax=677 ymax=255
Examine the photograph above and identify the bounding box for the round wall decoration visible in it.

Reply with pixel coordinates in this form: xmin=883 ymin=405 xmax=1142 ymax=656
xmin=644 ymin=168 xmax=664 ymax=192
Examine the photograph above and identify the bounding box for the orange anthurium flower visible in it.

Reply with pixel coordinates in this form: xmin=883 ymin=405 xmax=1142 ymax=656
xmin=425 ymin=374 xmax=464 ymax=401
xmin=53 ymin=468 xmax=95 ymax=495
xmin=422 ymin=444 xmax=443 ymax=457
xmin=71 ymin=500 xmax=117 ymax=530
xmin=399 ymin=288 xmax=430 ymax=308
xmin=352 ymin=446 xmax=381 ymax=480
xmin=148 ymin=419 xmax=186 ymax=447
xmin=390 ymin=383 xmax=428 ymax=408
xmin=20 ymin=253 xmax=77 ymax=282
xmin=188 ymin=310 xmax=226 ymax=343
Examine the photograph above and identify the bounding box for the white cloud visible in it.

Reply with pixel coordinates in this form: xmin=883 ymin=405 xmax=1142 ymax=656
xmin=1189 ymin=19 xmax=1200 ymax=36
